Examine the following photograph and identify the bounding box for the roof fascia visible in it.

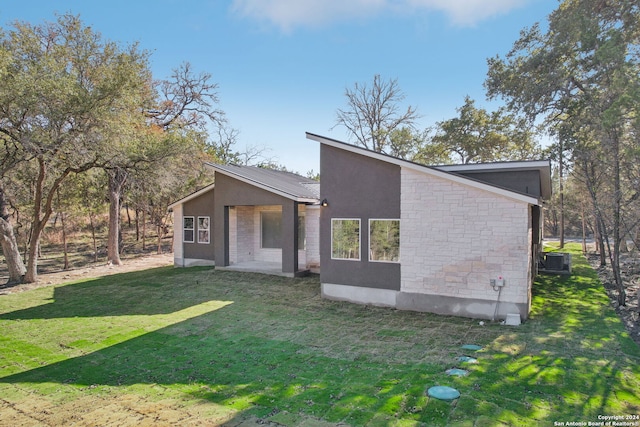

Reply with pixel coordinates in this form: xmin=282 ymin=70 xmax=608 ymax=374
xmin=206 ymin=163 xmax=318 ymax=203
xmin=306 ymin=132 xmax=540 ymax=206
xmin=436 ymin=160 xmax=550 ymax=172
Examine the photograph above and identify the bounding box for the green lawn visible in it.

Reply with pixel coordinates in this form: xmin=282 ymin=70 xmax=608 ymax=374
xmin=1 ymin=244 xmax=639 ymax=426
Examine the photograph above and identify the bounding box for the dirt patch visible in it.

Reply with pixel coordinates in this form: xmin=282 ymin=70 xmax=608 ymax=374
xmin=0 ymin=253 xmax=174 ymax=296
xmin=0 ymin=391 xmax=236 ymax=427
xmin=587 ymin=252 xmax=640 ymax=346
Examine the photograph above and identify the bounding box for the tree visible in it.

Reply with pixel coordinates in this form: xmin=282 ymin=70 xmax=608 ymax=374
xmin=334 ymin=74 xmax=420 ymax=157
xmin=102 ymin=62 xmax=225 ymax=266
xmin=0 ymin=183 xmax=26 ymax=284
xmin=486 ymin=0 xmax=640 ymax=306
xmin=0 ymin=14 xmax=151 ymax=282
xmin=429 ymin=96 xmax=541 ymax=164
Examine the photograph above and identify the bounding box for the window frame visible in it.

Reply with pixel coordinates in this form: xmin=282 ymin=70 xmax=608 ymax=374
xmin=183 ymin=216 xmax=195 ymax=243
xmin=260 ymin=210 xmax=282 ymax=249
xmin=197 ymin=216 xmax=210 ymax=244
xmin=368 ymin=218 xmax=400 ymax=263
xmin=331 ymin=218 xmax=361 ymax=261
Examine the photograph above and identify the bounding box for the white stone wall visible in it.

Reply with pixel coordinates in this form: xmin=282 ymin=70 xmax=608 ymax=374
xmin=400 ymin=168 xmax=532 ymax=305
xmin=305 ymin=205 xmax=321 ymax=271
xmin=231 ymin=204 xmax=320 ymax=271
xmin=236 ymin=206 xmax=255 ymax=263
xmin=172 ymin=204 xmax=184 ymax=266
xmin=229 ymin=207 xmax=238 ymax=264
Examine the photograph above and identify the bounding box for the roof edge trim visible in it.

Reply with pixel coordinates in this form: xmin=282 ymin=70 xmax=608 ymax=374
xmin=206 ymin=163 xmax=319 ymax=203
xmin=306 ymin=132 xmax=540 ymax=206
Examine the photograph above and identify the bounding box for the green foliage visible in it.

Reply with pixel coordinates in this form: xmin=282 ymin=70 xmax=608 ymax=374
xmin=486 ymin=0 xmax=640 ymax=300
xmin=429 ymin=97 xmax=542 ymax=164
xmin=0 ymin=13 xmax=153 ymax=280
xmin=0 ymin=14 xmax=232 ymax=275
xmin=331 ymin=219 xmax=360 ymax=259
xmin=369 ymin=219 xmax=400 ymax=262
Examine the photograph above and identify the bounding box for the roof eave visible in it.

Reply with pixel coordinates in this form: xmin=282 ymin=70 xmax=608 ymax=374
xmin=306 ymin=132 xmax=541 ymax=206
xmin=206 ymin=163 xmax=319 ymax=203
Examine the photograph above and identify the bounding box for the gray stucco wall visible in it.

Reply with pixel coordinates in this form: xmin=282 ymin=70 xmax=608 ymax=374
xmin=320 ymin=145 xmax=401 ymax=290
xmin=213 ymin=173 xmax=300 ymax=274
xmin=456 ymin=170 xmax=542 ymax=197
xmin=182 ymin=189 xmax=215 ymax=261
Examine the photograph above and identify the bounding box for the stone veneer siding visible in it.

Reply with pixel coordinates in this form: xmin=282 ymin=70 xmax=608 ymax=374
xmin=305 ymin=206 xmax=321 ymax=271
xmin=229 ymin=204 xmax=320 ymax=271
xmin=400 ymin=168 xmax=532 ymax=307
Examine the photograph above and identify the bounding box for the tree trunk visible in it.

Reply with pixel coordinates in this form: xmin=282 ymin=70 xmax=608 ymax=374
xmin=559 ymin=139 xmax=565 ymax=249
xmin=142 ymin=206 xmax=147 ymax=250
xmin=24 ymin=158 xmax=48 ymax=283
xmin=107 ymin=168 xmax=127 ymax=266
xmin=57 ymin=189 xmax=69 ymax=270
xmin=24 ymin=228 xmax=42 ymax=283
xmin=125 ymin=203 xmax=132 ymax=227
xmin=157 ymin=224 xmax=163 ymax=254
xmin=89 ymin=211 xmax=98 ymax=263
xmin=581 ymin=200 xmax=587 ymax=255
xmin=596 ymin=217 xmax=607 ymax=267
xmin=61 ymin=211 xmax=69 ymax=270
xmin=0 ymin=185 xmax=26 ymax=285
xmin=610 ymin=132 xmax=626 ymax=306
xmin=135 ymin=208 xmax=140 ymax=241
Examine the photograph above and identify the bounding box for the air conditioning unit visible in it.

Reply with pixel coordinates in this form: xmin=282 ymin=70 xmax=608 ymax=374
xmin=545 ymin=253 xmax=564 ymax=270
xmin=540 ymin=252 xmax=572 ymax=274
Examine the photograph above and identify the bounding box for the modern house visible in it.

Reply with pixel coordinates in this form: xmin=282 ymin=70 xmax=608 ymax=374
xmin=169 ymin=163 xmax=321 ymax=276
xmin=170 ymin=133 xmax=551 ymax=321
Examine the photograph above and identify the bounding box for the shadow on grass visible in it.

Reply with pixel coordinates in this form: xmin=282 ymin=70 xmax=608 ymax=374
xmin=447 ymin=245 xmax=640 ymax=425
xmin=0 ymin=266 xmax=217 ymax=319
xmin=0 ymin=285 xmax=451 ymax=425
xmin=1 ymin=247 xmax=639 ymax=426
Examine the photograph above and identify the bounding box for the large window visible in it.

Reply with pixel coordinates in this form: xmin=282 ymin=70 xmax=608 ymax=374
xmin=261 ymin=211 xmax=282 ymax=249
xmin=183 ymin=216 xmax=195 ymax=243
xmin=369 ymin=219 xmax=400 ymax=262
xmin=331 ymin=219 xmax=360 ymax=260
xmin=260 ymin=210 xmax=306 ymax=250
xmin=198 ymin=216 xmax=210 ymax=244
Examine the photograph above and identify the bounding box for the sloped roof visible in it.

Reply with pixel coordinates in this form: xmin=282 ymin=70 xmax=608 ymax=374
xmin=306 ymin=132 xmax=546 ymax=205
xmin=206 ymin=162 xmax=321 ymax=203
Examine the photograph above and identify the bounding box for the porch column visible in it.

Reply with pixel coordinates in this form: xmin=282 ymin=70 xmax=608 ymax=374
xmin=282 ymin=202 xmax=298 ymax=274
xmin=214 ymin=203 xmax=230 ymax=267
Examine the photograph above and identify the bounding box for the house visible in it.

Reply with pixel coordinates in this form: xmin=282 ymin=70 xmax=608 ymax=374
xmin=170 ymin=133 xmax=551 ymax=321
xmin=169 ymin=163 xmax=321 ymax=276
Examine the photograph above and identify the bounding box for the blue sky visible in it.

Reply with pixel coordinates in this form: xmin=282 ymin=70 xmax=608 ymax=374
xmin=0 ymin=0 xmax=559 ymax=174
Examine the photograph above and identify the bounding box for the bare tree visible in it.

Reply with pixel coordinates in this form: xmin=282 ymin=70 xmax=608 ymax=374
xmin=334 ymin=75 xmax=420 ymax=156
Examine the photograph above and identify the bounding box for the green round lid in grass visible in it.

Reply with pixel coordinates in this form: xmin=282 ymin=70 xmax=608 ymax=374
xmin=461 ymin=344 xmax=483 ymax=351
xmin=457 ymin=356 xmax=478 ymax=363
xmin=445 ymin=368 xmax=469 ymax=376
xmin=427 ymin=386 xmax=461 ymax=401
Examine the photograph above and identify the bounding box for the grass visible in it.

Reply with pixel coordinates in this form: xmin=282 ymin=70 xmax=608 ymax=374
xmin=0 ymin=243 xmax=639 ymax=426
